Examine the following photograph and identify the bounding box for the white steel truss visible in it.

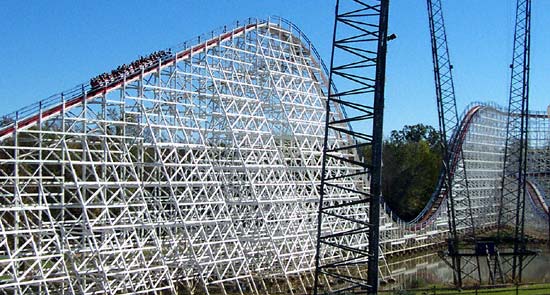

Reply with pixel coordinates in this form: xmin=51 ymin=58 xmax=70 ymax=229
xmin=0 ymin=17 xmax=549 ymax=294
xmin=0 ymin=17 xmax=365 ymax=295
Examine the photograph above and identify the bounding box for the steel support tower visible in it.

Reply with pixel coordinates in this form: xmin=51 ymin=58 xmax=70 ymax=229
xmin=314 ymin=0 xmax=390 ymax=294
xmin=494 ymin=0 xmax=534 ymax=284
xmin=426 ymin=0 xmax=482 ymax=287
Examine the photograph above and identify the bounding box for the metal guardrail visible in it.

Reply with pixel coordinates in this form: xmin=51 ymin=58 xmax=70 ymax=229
xmin=0 ymin=17 xmax=269 ymax=137
xmin=0 ymin=84 xmax=89 ymax=130
xmin=0 ymin=16 xmax=343 ymax=138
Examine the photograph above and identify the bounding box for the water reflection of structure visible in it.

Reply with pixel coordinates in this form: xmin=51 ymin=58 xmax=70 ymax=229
xmin=382 ymin=247 xmax=550 ymax=290
xmin=382 ymin=252 xmax=453 ymax=290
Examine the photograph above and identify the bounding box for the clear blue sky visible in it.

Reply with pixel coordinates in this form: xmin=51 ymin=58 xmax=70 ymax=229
xmin=0 ymin=0 xmax=549 ymax=134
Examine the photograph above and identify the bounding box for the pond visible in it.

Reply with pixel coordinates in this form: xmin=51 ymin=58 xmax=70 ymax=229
xmin=381 ymin=244 xmax=550 ymax=290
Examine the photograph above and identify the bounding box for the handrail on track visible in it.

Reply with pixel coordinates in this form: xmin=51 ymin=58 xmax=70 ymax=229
xmin=0 ymin=16 xmax=346 ymax=142
xmin=0 ymin=18 xmax=275 ymax=140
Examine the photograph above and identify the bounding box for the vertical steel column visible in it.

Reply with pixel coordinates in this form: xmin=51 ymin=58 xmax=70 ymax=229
xmin=367 ymin=1 xmax=390 ymax=294
xmin=495 ymin=0 xmax=531 ymax=283
xmin=314 ymin=0 xmax=390 ymax=294
xmin=427 ymin=0 xmax=480 ymax=286
xmin=426 ymin=0 xmax=460 ymax=286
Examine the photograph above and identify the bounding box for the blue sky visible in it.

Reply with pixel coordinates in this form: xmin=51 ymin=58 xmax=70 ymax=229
xmin=0 ymin=0 xmax=548 ymax=134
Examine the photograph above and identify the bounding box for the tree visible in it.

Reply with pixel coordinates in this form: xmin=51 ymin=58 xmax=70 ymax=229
xmin=365 ymin=124 xmax=443 ymax=221
xmin=388 ymin=123 xmax=442 ymax=152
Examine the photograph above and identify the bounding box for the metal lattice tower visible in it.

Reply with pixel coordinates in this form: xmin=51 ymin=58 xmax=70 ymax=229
xmin=426 ymin=0 xmax=481 ymax=287
xmin=314 ymin=0 xmax=389 ymax=294
xmin=494 ymin=0 xmax=533 ymax=284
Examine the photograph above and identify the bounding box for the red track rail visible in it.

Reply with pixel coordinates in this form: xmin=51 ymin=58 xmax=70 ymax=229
xmin=526 ymin=180 xmax=549 ymax=216
xmin=406 ymin=105 xmax=484 ymax=230
xmin=405 ymin=104 xmax=550 ymax=230
xmin=0 ymin=23 xmax=257 ymax=140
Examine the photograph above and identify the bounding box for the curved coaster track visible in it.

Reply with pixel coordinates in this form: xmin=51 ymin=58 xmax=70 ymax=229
xmin=0 ymin=17 xmax=548 ymax=294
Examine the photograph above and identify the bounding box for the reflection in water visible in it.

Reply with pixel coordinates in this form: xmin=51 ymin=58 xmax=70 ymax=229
xmin=382 ymin=246 xmax=550 ymax=290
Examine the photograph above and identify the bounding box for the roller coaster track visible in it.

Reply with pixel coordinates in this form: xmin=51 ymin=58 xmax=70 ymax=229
xmin=0 ymin=20 xmax=545 ymax=239
xmin=0 ymin=17 xmax=371 ymax=295
xmin=0 ymin=23 xmax=258 ymax=141
xmin=391 ymin=104 xmax=550 ymax=231
xmin=404 ymin=105 xmax=484 ymax=230
xmin=2 ymin=78 xmax=544 ymax=231
xmin=526 ymin=180 xmax=549 ymax=219
xmin=0 ymin=16 xmax=549 ymax=294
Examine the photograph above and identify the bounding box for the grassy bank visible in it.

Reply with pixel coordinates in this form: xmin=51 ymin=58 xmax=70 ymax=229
xmin=381 ymin=283 xmax=550 ymax=295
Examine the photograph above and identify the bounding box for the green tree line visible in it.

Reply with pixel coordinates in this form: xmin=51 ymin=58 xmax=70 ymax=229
xmin=364 ymin=124 xmax=443 ymax=221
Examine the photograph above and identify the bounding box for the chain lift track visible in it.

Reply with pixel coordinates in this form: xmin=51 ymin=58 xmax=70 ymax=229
xmin=313 ymin=0 xmax=390 ymax=294
xmin=426 ymin=0 xmax=482 ymax=287
xmin=494 ymin=0 xmax=535 ymax=284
